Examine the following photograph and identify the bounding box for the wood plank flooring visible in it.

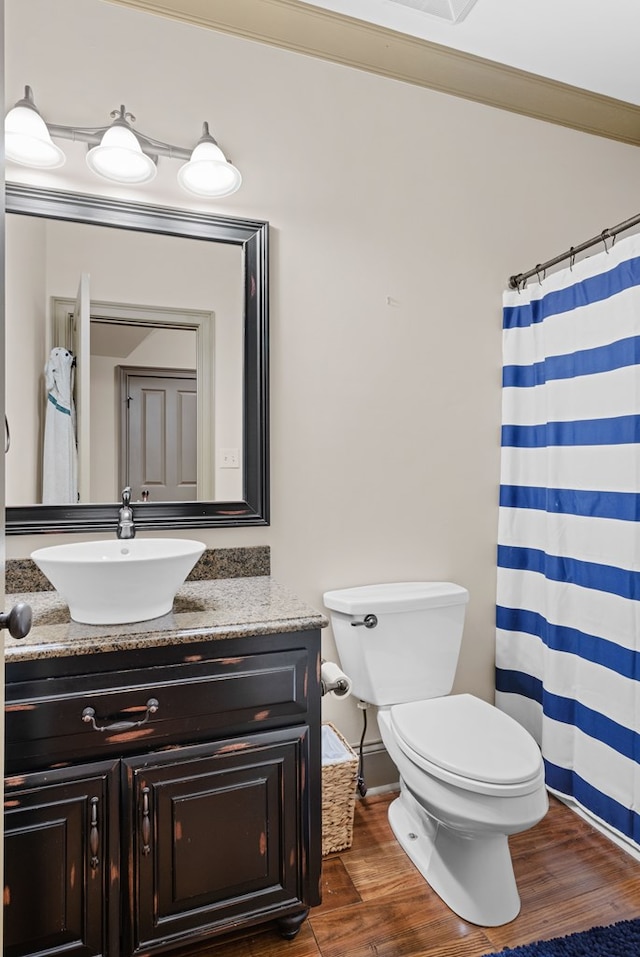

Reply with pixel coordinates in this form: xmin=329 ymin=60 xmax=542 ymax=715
xmin=190 ymin=793 xmax=640 ymax=957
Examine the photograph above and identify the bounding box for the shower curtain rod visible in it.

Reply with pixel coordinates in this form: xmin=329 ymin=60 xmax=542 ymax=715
xmin=508 ymin=211 xmax=640 ymax=289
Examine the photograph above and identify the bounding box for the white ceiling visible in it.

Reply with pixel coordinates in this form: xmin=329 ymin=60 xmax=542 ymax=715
xmin=300 ymin=0 xmax=640 ymax=105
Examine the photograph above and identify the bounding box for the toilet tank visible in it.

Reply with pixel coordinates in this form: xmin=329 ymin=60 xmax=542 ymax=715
xmin=323 ymin=582 xmax=469 ymax=707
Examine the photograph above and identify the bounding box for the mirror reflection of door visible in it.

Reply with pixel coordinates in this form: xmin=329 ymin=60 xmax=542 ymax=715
xmin=120 ymin=368 xmax=197 ymax=502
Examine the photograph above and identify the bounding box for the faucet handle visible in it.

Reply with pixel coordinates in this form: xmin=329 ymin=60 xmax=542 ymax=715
xmin=122 ymin=486 xmax=132 ymax=506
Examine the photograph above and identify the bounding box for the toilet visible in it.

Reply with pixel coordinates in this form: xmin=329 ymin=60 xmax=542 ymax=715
xmin=323 ymin=582 xmax=548 ymax=927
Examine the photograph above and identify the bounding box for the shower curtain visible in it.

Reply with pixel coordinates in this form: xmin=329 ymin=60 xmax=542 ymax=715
xmin=496 ymin=232 xmax=640 ymax=850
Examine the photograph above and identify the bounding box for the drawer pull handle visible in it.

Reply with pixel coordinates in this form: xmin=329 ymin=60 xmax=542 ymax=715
xmin=141 ymin=787 xmax=151 ymax=855
xmin=89 ymin=796 xmax=99 ymax=870
xmin=81 ymin=697 xmax=159 ymax=733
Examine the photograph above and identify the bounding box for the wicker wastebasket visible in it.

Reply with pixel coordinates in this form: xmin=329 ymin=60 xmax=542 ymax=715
xmin=321 ymin=723 xmax=359 ymax=855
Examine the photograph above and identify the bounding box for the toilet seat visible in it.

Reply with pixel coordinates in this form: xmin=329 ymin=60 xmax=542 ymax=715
xmin=390 ymin=694 xmax=544 ymax=797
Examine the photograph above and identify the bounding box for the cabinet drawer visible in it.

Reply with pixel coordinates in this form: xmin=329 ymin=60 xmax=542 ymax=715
xmin=6 ymin=648 xmax=312 ymax=770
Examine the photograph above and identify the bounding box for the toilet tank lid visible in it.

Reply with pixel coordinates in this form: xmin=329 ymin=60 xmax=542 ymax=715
xmin=323 ymin=581 xmax=469 ymax=615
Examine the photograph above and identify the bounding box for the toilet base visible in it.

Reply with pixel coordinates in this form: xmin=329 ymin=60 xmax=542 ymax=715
xmin=388 ymin=782 xmax=521 ymax=926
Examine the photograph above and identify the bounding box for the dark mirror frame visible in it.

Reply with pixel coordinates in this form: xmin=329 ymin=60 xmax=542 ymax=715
xmin=5 ymin=182 xmax=269 ymax=535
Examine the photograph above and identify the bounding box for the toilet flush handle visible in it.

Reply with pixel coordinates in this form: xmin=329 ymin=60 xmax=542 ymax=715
xmin=351 ymin=614 xmax=378 ymax=629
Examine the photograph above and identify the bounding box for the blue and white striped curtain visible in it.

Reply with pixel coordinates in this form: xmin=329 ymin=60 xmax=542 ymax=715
xmin=496 ymin=233 xmax=640 ymax=850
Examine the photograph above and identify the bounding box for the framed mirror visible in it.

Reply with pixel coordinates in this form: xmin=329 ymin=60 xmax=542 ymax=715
xmin=5 ymin=183 xmax=269 ymax=534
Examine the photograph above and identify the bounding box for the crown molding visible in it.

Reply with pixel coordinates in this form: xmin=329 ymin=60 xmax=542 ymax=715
xmin=106 ymin=0 xmax=640 ymax=146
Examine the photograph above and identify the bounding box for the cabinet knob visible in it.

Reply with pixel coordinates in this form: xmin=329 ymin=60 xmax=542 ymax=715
xmin=0 ymin=602 xmax=33 ymax=640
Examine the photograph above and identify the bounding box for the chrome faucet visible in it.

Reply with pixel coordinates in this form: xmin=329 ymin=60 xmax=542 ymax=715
xmin=117 ymin=487 xmax=136 ymax=539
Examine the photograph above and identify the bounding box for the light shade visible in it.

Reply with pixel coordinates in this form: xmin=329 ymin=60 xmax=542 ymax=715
xmin=86 ymin=121 xmax=157 ymax=184
xmin=5 ymin=88 xmax=65 ymax=169
xmin=178 ymin=124 xmax=241 ymax=198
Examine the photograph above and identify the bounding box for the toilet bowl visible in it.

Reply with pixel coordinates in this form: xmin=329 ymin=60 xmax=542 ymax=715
xmin=378 ymin=696 xmax=548 ymax=925
xmin=323 ymin=582 xmax=549 ymax=927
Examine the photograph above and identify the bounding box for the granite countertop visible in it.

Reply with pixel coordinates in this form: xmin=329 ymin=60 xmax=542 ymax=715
xmin=5 ymin=577 xmax=328 ymax=662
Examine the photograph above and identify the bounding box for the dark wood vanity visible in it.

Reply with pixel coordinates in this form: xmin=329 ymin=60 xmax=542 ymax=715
xmin=4 ymin=578 xmax=326 ymax=957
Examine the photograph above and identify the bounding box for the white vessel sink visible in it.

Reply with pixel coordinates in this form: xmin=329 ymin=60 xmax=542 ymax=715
xmin=31 ymin=538 xmax=206 ymax=625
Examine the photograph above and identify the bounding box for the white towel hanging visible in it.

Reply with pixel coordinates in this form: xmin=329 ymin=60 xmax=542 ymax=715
xmin=42 ymin=347 xmax=78 ymax=504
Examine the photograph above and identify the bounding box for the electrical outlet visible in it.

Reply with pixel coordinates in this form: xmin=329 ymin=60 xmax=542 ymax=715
xmin=219 ymin=448 xmax=240 ymax=468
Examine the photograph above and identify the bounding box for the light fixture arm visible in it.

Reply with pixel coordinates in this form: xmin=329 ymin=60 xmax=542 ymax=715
xmin=13 ymin=84 xmax=39 ymax=112
xmin=46 ymin=110 xmax=230 ymax=163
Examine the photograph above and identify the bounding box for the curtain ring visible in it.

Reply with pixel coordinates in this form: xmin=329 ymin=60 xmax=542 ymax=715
xmin=601 ymin=229 xmax=611 ymax=254
xmin=535 ymin=264 xmax=545 ymax=285
xmin=569 ymin=247 xmax=576 ymax=270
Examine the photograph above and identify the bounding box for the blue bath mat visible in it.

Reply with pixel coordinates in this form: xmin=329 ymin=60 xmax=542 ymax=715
xmin=482 ymin=918 xmax=640 ymax=956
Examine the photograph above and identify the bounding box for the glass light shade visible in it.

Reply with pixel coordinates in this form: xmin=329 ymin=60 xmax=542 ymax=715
xmin=177 ymin=140 xmax=242 ymax=198
xmin=86 ymin=124 xmax=156 ymax=184
xmin=5 ymin=104 xmax=66 ymax=168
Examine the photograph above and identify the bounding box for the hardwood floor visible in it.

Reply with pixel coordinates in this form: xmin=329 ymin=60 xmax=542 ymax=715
xmin=192 ymin=792 xmax=640 ymax=957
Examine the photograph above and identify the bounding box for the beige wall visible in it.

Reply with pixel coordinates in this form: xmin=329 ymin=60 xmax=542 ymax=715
xmin=5 ymin=0 xmax=640 ymax=761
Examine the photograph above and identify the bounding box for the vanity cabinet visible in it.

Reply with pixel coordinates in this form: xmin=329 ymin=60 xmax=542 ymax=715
xmin=4 ymin=628 xmax=322 ymax=957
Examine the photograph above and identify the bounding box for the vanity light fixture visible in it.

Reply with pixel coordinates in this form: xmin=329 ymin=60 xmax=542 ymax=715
xmin=4 ymin=86 xmax=242 ymax=198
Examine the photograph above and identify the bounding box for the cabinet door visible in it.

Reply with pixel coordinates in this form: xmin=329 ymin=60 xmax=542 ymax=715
xmin=4 ymin=760 xmax=120 ymax=957
xmin=124 ymin=727 xmax=311 ymax=954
